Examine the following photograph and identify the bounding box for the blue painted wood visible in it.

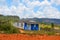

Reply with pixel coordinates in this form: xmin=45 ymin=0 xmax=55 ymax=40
xmin=24 ymin=23 xmax=39 ymax=30
xmin=31 ymin=24 xmax=39 ymax=30
xmin=31 ymin=24 xmax=34 ymax=30
xmin=24 ymin=23 xmax=31 ymax=30
xmin=24 ymin=23 xmax=27 ymax=30
xmin=35 ymin=24 xmax=39 ymax=30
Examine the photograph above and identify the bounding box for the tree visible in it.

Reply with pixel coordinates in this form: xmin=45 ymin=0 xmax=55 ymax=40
xmin=51 ymin=23 xmax=54 ymax=29
xmin=0 ymin=20 xmax=20 ymax=33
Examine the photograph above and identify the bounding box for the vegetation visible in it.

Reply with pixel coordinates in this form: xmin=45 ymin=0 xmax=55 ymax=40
xmin=39 ymin=22 xmax=60 ymax=35
xmin=0 ymin=14 xmax=60 ymax=35
xmin=0 ymin=15 xmax=20 ymax=34
xmin=0 ymin=15 xmax=20 ymax=22
xmin=51 ymin=23 xmax=54 ymax=29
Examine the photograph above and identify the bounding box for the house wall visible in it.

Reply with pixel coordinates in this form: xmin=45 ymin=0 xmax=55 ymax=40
xmin=39 ymin=24 xmax=41 ymax=30
xmin=24 ymin=23 xmax=31 ymax=30
xmin=31 ymin=24 xmax=39 ymax=30
xmin=13 ymin=22 xmax=24 ymax=29
xmin=13 ymin=22 xmax=40 ymax=31
xmin=24 ymin=23 xmax=39 ymax=30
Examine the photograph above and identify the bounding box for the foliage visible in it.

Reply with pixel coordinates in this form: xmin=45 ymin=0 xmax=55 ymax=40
xmin=0 ymin=15 xmax=20 ymax=22
xmin=51 ymin=23 xmax=54 ymax=28
xmin=0 ymin=15 xmax=20 ymax=33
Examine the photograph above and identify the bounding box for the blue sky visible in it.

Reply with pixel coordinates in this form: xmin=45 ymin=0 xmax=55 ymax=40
xmin=0 ymin=0 xmax=60 ymax=19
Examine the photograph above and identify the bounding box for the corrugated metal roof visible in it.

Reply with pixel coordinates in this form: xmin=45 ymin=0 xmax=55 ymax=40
xmin=18 ymin=20 xmax=39 ymax=24
xmin=19 ymin=20 xmax=39 ymax=24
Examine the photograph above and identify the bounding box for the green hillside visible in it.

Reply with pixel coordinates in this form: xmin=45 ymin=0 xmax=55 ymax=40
xmin=0 ymin=15 xmax=20 ymax=22
xmin=0 ymin=15 xmax=20 ymax=34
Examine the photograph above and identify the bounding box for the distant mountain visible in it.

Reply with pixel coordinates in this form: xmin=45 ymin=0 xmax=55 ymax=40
xmin=22 ymin=18 xmax=60 ymax=24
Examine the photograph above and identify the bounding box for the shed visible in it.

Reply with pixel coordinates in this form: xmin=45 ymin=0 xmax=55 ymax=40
xmin=24 ymin=20 xmax=39 ymax=30
xmin=13 ymin=20 xmax=40 ymax=30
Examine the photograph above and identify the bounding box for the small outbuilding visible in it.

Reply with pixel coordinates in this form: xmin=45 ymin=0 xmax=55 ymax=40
xmin=24 ymin=20 xmax=39 ymax=30
xmin=13 ymin=20 xmax=40 ymax=30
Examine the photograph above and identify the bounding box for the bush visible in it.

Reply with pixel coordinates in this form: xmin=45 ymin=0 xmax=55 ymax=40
xmin=47 ymin=31 xmax=55 ymax=35
xmin=0 ymin=21 xmax=20 ymax=34
xmin=51 ymin=23 xmax=54 ymax=28
xmin=12 ymin=27 xmax=20 ymax=33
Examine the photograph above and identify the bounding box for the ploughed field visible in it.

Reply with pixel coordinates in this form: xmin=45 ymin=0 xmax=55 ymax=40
xmin=0 ymin=34 xmax=60 ymax=40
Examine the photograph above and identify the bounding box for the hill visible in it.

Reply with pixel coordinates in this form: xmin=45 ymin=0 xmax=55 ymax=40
xmin=22 ymin=18 xmax=60 ymax=25
xmin=0 ymin=15 xmax=20 ymax=22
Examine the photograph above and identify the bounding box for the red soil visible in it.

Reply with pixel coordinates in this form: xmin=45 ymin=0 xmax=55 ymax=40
xmin=0 ymin=34 xmax=60 ymax=40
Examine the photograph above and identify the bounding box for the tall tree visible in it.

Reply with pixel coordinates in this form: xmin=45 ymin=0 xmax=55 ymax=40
xmin=51 ymin=23 xmax=54 ymax=29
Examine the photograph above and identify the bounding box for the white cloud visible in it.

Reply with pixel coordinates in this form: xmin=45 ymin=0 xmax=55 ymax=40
xmin=0 ymin=6 xmax=16 ymax=15
xmin=51 ymin=0 xmax=60 ymax=5
xmin=42 ymin=6 xmax=60 ymax=19
xmin=25 ymin=0 xmax=51 ymax=8
xmin=28 ymin=5 xmax=60 ymax=19
xmin=0 ymin=0 xmax=60 ymax=19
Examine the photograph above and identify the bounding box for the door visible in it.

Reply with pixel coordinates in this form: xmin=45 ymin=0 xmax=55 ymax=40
xmin=24 ymin=23 xmax=27 ymax=30
xmin=31 ymin=24 xmax=39 ymax=30
xmin=35 ymin=24 xmax=39 ymax=30
xmin=31 ymin=24 xmax=34 ymax=30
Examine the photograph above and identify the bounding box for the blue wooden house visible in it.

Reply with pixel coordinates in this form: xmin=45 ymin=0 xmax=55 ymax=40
xmin=24 ymin=20 xmax=39 ymax=30
xmin=13 ymin=20 xmax=39 ymax=30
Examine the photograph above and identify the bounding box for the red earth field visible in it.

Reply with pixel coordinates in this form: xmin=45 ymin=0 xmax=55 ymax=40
xmin=0 ymin=34 xmax=60 ymax=40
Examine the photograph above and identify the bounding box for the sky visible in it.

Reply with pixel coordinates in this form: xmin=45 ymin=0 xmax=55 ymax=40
xmin=0 ymin=0 xmax=60 ymax=19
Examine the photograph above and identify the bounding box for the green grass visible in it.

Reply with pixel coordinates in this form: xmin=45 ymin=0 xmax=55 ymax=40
xmin=20 ymin=30 xmax=59 ymax=35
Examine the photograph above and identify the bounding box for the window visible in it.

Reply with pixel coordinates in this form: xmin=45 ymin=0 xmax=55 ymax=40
xmin=17 ymin=23 xmax=21 ymax=27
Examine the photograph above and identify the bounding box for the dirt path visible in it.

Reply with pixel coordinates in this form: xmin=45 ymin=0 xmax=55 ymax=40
xmin=0 ymin=34 xmax=60 ymax=40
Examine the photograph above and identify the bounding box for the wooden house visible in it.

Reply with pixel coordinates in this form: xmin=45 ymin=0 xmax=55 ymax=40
xmin=13 ymin=20 xmax=40 ymax=30
xmin=13 ymin=20 xmax=24 ymax=29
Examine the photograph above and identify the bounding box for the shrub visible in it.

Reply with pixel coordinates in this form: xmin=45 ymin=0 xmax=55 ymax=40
xmin=0 ymin=20 xmax=20 ymax=34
